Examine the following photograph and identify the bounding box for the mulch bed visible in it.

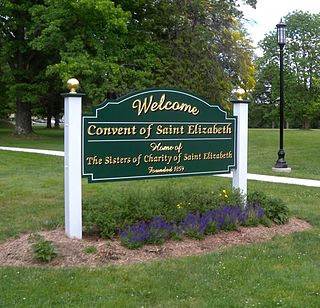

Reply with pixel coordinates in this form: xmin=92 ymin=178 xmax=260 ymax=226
xmin=0 ymin=218 xmax=311 ymax=268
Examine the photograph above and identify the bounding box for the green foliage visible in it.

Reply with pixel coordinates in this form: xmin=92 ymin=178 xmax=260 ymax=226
xmin=241 ymin=207 xmax=260 ymax=227
xmin=0 ymin=119 xmax=14 ymax=129
xmin=119 ymin=204 xmax=266 ymax=248
xmin=135 ymin=0 xmax=256 ymax=103
xmin=204 ymin=221 xmax=218 ymax=236
xmin=184 ymin=228 xmax=204 ymax=240
xmin=1 ymin=0 xmax=256 ymax=134
xmin=83 ymin=245 xmax=97 ymax=254
xmin=0 ymin=0 xmax=131 ymax=134
xmin=83 ymin=186 xmax=266 ymax=239
xmin=254 ymin=11 xmax=320 ymax=128
xmin=248 ymin=191 xmax=289 ymax=224
xmin=31 ymin=238 xmax=59 ymax=263
xmin=83 ymin=206 xmax=117 ymax=239
xmin=120 ymin=234 xmax=143 ymax=250
xmin=249 ymin=103 xmax=278 ymax=128
xmin=264 ymin=197 xmax=289 ymax=225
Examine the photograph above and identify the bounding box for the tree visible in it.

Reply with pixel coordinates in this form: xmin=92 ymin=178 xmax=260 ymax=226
xmin=0 ymin=1 xmax=47 ymax=134
xmin=31 ymin=0 xmax=257 ymax=107
xmin=30 ymin=0 xmax=133 ymax=103
xmin=255 ymin=11 xmax=320 ymax=128
xmin=0 ymin=63 xmax=12 ymax=119
xmin=114 ymin=0 xmax=256 ymax=105
xmin=0 ymin=0 xmax=130 ymax=134
xmin=285 ymin=11 xmax=320 ymax=128
xmin=1 ymin=0 xmax=256 ymax=133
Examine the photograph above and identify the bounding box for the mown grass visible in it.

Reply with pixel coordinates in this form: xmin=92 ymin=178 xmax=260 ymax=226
xmin=0 ymin=126 xmax=64 ymax=151
xmin=0 ymin=151 xmax=64 ymax=239
xmin=249 ymin=129 xmax=320 ymax=180
xmin=0 ymin=128 xmax=319 ymax=306
xmin=0 ymin=229 xmax=319 ymax=307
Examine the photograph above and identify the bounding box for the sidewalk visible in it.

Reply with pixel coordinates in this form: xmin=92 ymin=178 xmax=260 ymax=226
xmin=1 ymin=146 xmax=320 ymax=188
xmin=0 ymin=146 xmax=64 ymax=157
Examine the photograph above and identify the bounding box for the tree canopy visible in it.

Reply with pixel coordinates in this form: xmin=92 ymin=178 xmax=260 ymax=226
xmin=252 ymin=10 xmax=320 ymax=129
xmin=0 ymin=0 xmax=256 ymax=134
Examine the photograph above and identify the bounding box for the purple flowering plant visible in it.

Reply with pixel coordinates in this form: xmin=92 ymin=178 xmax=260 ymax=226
xmin=84 ymin=186 xmax=286 ymax=244
xmin=119 ymin=204 xmax=265 ymax=248
xmin=119 ymin=217 xmax=181 ymax=249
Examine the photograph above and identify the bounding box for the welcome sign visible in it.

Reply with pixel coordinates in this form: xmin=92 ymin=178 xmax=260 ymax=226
xmin=82 ymin=89 xmax=237 ymax=182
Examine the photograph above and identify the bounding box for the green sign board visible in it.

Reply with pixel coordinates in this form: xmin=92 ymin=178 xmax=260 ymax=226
xmin=82 ymin=89 xmax=237 ymax=182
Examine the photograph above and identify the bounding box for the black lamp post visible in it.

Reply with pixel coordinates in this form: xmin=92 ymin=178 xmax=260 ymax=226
xmin=273 ymin=19 xmax=290 ymax=171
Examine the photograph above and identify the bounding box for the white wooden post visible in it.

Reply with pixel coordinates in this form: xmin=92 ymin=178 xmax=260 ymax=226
xmin=232 ymin=97 xmax=249 ymax=201
xmin=62 ymin=79 xmax=84 ymax=239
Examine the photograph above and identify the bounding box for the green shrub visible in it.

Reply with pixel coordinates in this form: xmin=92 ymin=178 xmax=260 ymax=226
xmin=83 ymin=245 xmax=97 ymax=254
xmin=241 ymin=207 xmax=260 ymax=227
xmin=83 ymin=205 xmax=118 ymax=239
xmin=248 ymin=191 xmax=289 ymax=224
xmin=212 ymin=188 xmax=244 ymax=208
xmin=83 ymin=185 xmax=288 ymax=239
xmin=31 ymin=239 xmax=58 ymax=262
xmin=184 ymin=228 xmax=204 ymax=240
xmin=204 ymin=222 xmax=218 ymax=235
xmin=83 ymin=185 xmax=245 ymax=238
xmin=263 ymin=197 xmax=289 ymax=224
xmin=248 ymin=191 xmax=267 ymax=205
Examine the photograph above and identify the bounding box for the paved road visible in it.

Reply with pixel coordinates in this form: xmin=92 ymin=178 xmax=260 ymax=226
xmin=1 ymin=146 xmax=320 ymax=188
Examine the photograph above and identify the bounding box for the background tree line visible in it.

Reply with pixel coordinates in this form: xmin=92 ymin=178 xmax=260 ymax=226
xmin=1 ymin=0 xmax=256 ymax=135
xmin=2 ymin=2 xmax=318 ymax=133
xmin=251 ymin=10 xmax=320 ymax=129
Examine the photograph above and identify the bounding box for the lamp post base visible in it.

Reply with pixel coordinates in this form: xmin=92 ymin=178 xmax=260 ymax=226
xmin=272 ymin=149 xmax=291 ymax=172
xmin=272 ymin=166 xmax=292 ymax=173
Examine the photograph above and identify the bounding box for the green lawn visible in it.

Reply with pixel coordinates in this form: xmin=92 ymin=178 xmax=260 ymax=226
xmin=249 ymin=129 xmax=320 ymax=180
xmin=0 ymin=128 xmax=319 ymax=307
xmin=0 ymin=127 xmax=64 ymax=151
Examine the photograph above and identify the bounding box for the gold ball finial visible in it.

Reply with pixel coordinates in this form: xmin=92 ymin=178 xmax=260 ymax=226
xmin=67 ymin=78 xmax=80 ymax=94
xmin=235 ymin=87 xmax=246 ymax=100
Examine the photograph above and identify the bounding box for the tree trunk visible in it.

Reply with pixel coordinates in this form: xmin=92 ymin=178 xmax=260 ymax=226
xmin=54 ymin=114 xmax=60 ymax=129
xmin=14 ymin=97 xmax=33 ymax=135
xmin=47 ymin=115 xmax=52 ymax=129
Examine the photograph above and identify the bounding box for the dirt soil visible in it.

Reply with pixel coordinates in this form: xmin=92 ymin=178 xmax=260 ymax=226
xmin=0 ymin=218 xmax=311 ymax=268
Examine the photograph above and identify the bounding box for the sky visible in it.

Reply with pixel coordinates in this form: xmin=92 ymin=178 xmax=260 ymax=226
xmin=240 ymin=0 xmax=319 ymax=55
